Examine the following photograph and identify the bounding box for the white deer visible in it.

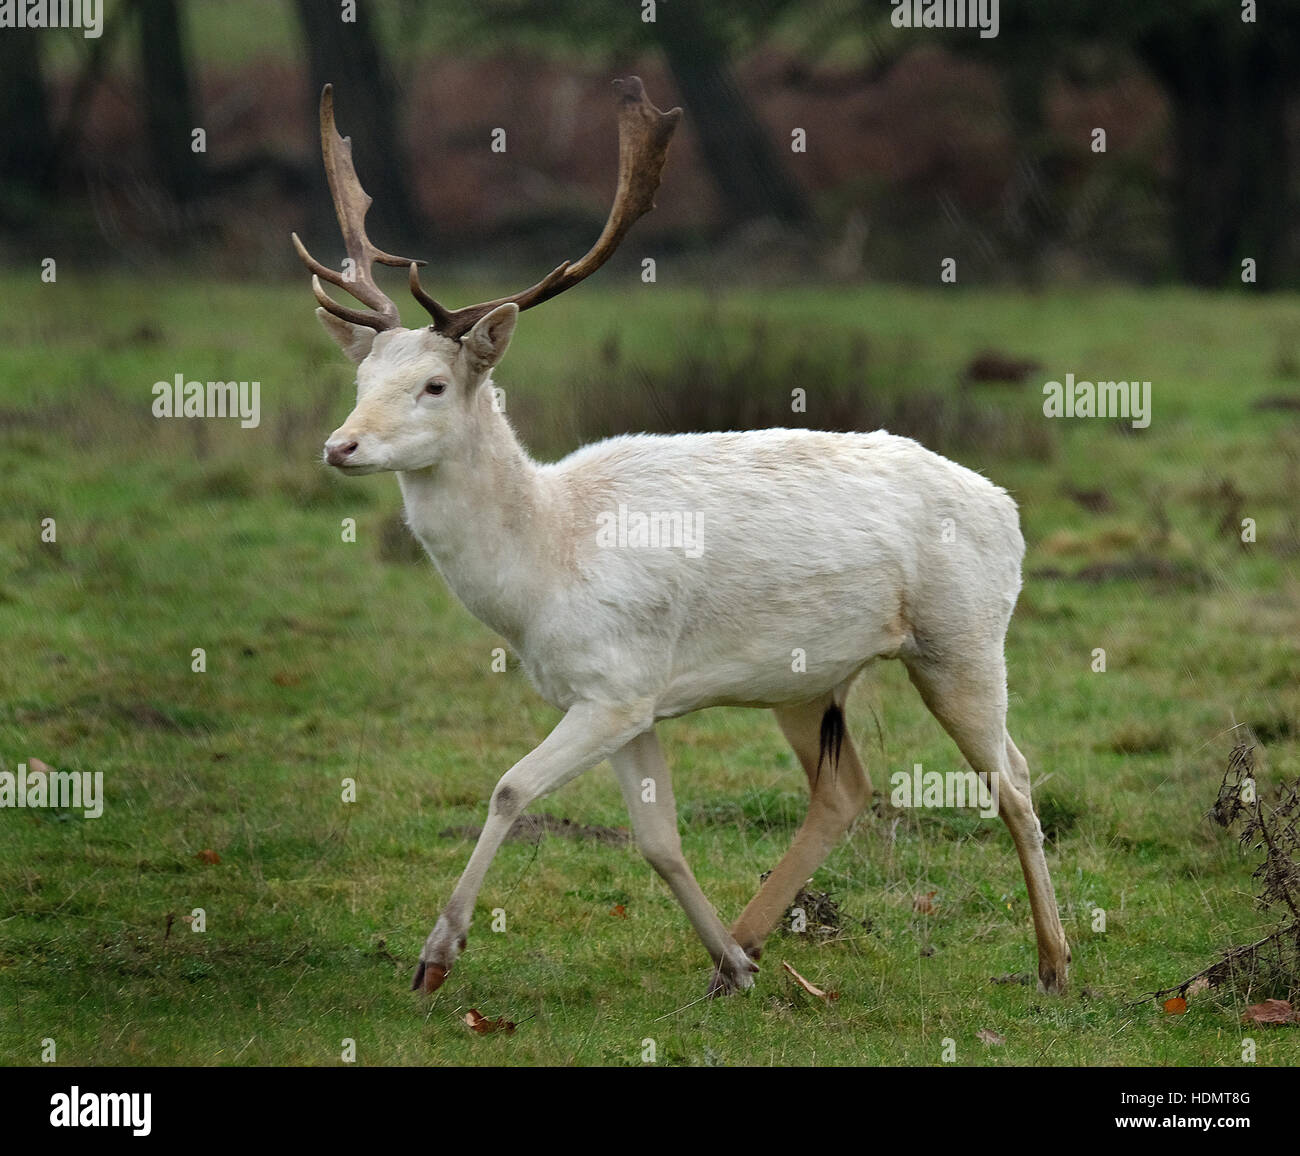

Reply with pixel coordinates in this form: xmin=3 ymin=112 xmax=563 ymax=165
xmin=293 ymin=78 xmax=1069 ymax=997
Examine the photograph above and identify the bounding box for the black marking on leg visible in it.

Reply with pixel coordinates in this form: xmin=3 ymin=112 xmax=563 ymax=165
xmin=817 ymin=702 xmax=845 ymax=783
xmin=410 ymin=961 xmax=426 ymax=991
xmin=491 ymin=784 xmax=517 ymax=817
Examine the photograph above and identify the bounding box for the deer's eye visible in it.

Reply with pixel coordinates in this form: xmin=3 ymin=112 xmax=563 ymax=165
xmin=423 ymin=379 xmax=448 ymax=396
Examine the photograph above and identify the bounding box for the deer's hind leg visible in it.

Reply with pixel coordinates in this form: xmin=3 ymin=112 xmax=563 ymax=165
xmin=729 ymin=689 xmax=871 ymax=964
xmin=902 ymin=648 xmax=1070 ymax=994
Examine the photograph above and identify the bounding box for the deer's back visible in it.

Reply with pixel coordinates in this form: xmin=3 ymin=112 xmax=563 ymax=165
xmin=517 ymin=429 xmax=1023 ymax=713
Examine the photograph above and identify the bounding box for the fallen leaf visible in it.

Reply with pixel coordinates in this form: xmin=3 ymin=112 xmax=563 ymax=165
xmin=1186 ymin=976 xmax=1210 ymax=997
xmin=464 ymin=1008 xmax=516 ymax=1034
xmin=1242 ymin=999 xmax=1296 ymax=1026
xmin=196 ymin=849 xmax=221 ymax=865
xmin=781 ymin=961 xmax=838 ymax=1000
xmin=913 ymin=890 xmax=938 ymax=914
xmin=1163 ymin=997 xmax=1187 ymax=1015
xmin=610 ymin=904 xmax=627 ymax=918
xmin=977 ymin=1028 xmax=1006 ymax=1045
xmin=27 ymin=757 xmax=51 ymax=775
xmin=272 ymin=671 xmax=300 ymax=687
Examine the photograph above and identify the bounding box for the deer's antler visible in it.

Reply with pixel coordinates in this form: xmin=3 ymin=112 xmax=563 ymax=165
xmin=291 ymin=84 xmax=423 ymax=332
xmin=409 ymin=76 xmax=682 ymax=339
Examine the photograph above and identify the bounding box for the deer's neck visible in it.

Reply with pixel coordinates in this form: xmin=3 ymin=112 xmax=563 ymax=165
xmin=396 ymin=399 xmax=555 ymax=646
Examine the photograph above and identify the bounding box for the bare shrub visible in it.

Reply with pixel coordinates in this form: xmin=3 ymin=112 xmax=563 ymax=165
xmin=1149 ymin=743 xmax=1300 ymax=1005
xmin=566 ymin=318 xmax=1054 ymax=464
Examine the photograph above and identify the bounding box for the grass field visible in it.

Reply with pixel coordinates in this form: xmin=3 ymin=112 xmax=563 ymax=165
xmin=1 ymin=274 xmax=1298 ymax=1066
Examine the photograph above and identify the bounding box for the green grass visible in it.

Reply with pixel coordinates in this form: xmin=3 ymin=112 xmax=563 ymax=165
xmin=1 ymin=274 xmax=1299 ymax=1065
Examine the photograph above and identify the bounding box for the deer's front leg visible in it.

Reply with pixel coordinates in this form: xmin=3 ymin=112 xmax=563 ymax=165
xmin=412 ymin=700 xmax=653 ymax=993
xmin=609 ymin=729 xmax=757 ymax=996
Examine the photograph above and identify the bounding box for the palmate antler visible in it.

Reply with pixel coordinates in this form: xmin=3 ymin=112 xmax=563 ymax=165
xmin=291 ymin=85 xmax=422 ymax=332
xmin=410 ymin=77 xmax=683 ymax=339
xmin=294 ymin=77 xmax=682 ymax=339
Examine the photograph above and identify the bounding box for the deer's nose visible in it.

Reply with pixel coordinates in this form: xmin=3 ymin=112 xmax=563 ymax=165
xmin=325 ymin=440 xmax=359 ymax=467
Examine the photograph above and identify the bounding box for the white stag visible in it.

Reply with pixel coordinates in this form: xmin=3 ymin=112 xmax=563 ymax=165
xmin=293 ymin=78 xmax=1069 ymax=997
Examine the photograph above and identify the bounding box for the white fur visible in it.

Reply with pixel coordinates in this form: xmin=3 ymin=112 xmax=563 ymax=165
xmin=409 ymin=424 xmax=1023 ymax=718
xmin=317 ymin=307 xmax=1068 ymax=998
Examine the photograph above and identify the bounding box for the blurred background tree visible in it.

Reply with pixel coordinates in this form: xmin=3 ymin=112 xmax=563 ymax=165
xmin=0 ymin=0 xmax=1296 ymax=286
xmin=138 ymin=0 xmax=205 ymax=211
xmin=0 ymin=29 xmax=55 ymax=220
xmin=292 ymin=0 xmax=419 ymax=248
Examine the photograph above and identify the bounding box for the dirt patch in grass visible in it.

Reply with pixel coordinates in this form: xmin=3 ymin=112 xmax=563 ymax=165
xmin=439 ymin=813 xmax=630 ymax=846
xmin=14 ymin=696 xmax=211 ymax=735
xmin=1031 ymin=554 xmax=1213 ymax=589
xmin=1106 ymin=723 xmax=1174 ymax=755
xmin=961 ymin=349 xmax=1041 ymax=385
xmin=1063 ymin=486 xmax=1115 ymax=513
xmin=1253 ymin=395 xmax=1300 ymax=412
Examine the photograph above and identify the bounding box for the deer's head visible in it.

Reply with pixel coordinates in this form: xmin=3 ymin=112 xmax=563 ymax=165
xmin=294 ymin=79 xmax=681 ymax=475
xmin=312 ymin=306 xmax=518 ymax=475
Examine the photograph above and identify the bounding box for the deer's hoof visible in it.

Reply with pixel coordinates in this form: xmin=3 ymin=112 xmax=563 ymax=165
xmin=706 ymin=949 xmax=759 ymax=997
xmin=1036 ymin=964 xmax=1067 ymax=996
xmin=411 ymin=960 xmax=449 ymax=993
xmin=1036 ymin=936 xmax=1070 ymax=995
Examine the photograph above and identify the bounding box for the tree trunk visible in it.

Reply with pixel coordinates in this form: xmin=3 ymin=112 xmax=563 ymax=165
xmin=0 ymin=29 xmax=54 ymax=205
xmin=138 ymin=0 xmax=205 ymax=206
xmin=1232 ymin=40 xmax=1288 ymax=291
xmin=999 ymin=57 xmax=1055 ymax=286
xmin=1141 ymin=21 xmax=1292 ymax=289
xmin=650 ymin=1 xmax=810 ymax=228
xmin=293 ymin=0 xmax=419 ymax=251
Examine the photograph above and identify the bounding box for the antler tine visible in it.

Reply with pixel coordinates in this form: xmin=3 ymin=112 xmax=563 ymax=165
xmin=293 ymin=84 xmax=423 ymax=332
xmin=413 ymin=76 xmax=682 ymax=340
xmin=408 ymin=260 xmax=454 ymax=332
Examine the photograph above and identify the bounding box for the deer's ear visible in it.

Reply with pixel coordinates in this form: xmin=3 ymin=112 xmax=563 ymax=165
xmin=315 ymin=307 xmax=377 ymax=365
xmin=461 ymin=303 xmax=518 ymax=377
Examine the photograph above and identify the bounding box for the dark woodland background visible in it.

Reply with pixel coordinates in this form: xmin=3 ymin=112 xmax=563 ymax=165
xmin=1 ymin=0 xmax=1298 ymax=288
